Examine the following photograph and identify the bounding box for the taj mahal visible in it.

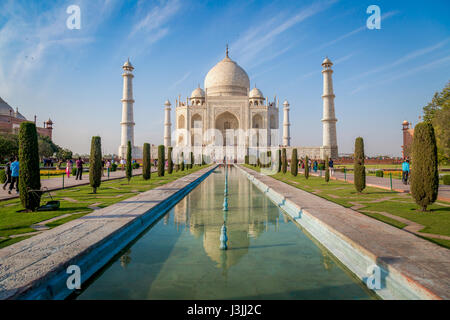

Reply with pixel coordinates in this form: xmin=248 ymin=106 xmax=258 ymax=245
xmin=118 ymin=47 xmax=338 ymax=162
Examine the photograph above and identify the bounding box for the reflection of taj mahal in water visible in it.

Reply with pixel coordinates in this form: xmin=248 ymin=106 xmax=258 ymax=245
xmin=119 ymin=47 xmax=338 ymax=161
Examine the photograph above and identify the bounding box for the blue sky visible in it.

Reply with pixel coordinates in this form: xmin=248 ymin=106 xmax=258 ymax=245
xmin=0 ymin=0 xmax=449 ymax=156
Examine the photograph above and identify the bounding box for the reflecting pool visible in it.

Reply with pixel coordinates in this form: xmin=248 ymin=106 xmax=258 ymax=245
xmin=75 ymin=166 xmax=377 ymax=299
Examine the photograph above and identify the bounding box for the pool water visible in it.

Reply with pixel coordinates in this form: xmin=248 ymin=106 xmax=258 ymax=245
xmin=75 ymin=166 xmax=377 ymax=300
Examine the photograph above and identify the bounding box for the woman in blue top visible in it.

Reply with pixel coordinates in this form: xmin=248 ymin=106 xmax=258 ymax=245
xmin=9 ymin=157 xmax=19 ymax=194
xmin=402 ymin=159 xmax=410 ymax=185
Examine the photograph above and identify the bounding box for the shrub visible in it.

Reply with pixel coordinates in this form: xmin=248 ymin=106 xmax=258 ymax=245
xmin=0 ymin=169 xmax=6 ymax=184
xmin=190 ymin=152 xmax=194 ymax=169
xmin=318 ymin=163 xmax=325 ymax=171
xmin=111 ymin=163 xmax=118 ymax=172
xmin=245 ymin=155 xmax=249 ymax=165
xmin=158 ymin=145 xmax=165 ymax=177
xmin=71 ymin=168 xmax=76 ymax=176
xmin=282 ymin=148 xmax=287 ymax=174
xmin=89 ymin=136 xmax=102 ymax=193
xmin=143 ymin=143 xmax=151 ymax=180
xmin=325 ymin=157 xmax=330 ymax=182
xmin=410 ymin=122 xmax=439 ymax=211
xmin=277 ymin=149 xmax=282 ymax=173
xmin=133 ymin=163 xmax=140 ymax=169
xmin=126 ymin=141 xmax=133 ymax=182
xmin=354 ymin=137 xmax=366 ymax=193
xmin=291 ymin=148 xmax=298 ymax=176
xmin=443 ymin=175 xmax=450 ymax=185
xmin=18 ymin=122 xmax=41 ymax=211
xmin=304 ymin=155 xmax=309 ymax=179
xmin=167 ymin=147 xmax=173 ymax=174
xmin=375 ymin=170 xmax=384 ymax=178
xmin=180 ymin=152 xmax=184 ymax=171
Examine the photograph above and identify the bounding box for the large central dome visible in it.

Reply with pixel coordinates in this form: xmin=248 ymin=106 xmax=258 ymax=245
xmin=204 ymin=49 xmax=250 ymax=97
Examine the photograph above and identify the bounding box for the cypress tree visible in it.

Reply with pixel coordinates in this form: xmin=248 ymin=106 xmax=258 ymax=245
xmin=143 ymin=143 xmax=151 ymax=180
xmin=354 ymin=137 xmax=366 ymax=193
xmin=180 ymin=152 xmax=185 ymax=171
xmin=304 ymin=155 xmax=309 ymax=179
xmin=126 ymin=140 xmax=132 ymax=183
xmin=245 ymin=155 xmax=249 ymax=165
xmin=282 ymin=148 xmax=287 ymax=174
xmin=167 ymin=147 xmax=173 ymax=174
xmin=291 ymin=148 xmax=298 ymax=176
xmin=410 ymin=122 xmax=439 ymax=211
xmin=325 ymin=157 xmax=330 ymax=182
xmin=89 ymin=136 xmax=102 ymax=193
xmin=18 ymin=122 xmax=41 ymax=211
xmin=277 ymin=149 xmax=282 ymax=173
xmin=202 ymin=154 xmax=206 ymax=165
xmin=158 ymin=145 xmax=165 ymax=176
xmin=190 ymin=152 xmax=194 ymax=169
xmin=268 ymin=151 xmax=272 ymax=167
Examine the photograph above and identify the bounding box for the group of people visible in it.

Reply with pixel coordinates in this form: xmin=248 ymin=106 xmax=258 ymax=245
xmin=64 ymin=158 xmax=114 ymax=179
xmin=298 ymin=158 xmax=335 ymax=176
xmin=2 ymin=157 xmax=20 ymax=194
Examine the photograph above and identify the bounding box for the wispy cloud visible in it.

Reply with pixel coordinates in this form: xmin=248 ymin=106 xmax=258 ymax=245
xmin=350 ymin=55 xmax=450 ymax=94
xmin=168 ymin=71 xmax=191 ymax=90
xmin=230 ymin=0 xmax=338 ymax=67
xmin=348 ymin=38 xmax=450 ymax=82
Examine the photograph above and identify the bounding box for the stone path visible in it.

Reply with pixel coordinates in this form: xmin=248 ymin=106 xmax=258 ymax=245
xmin=0 ymin=165 xmax=216 ymax=300
xmin=299 ymin=168 xmax=450 ymax=202
xmin=0 ymin=168 xmax=145 ymax=202
xmin=239 ymin=165 xmax=450 ymax=300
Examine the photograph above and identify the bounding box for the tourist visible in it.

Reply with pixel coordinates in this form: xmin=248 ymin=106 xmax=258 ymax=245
xmin=66 ymin=159 xmax=73 ymax=179
xmin=2 ymin=159 xmax=12 ymax=190
xmin=308 ymin=158 xmax=312 ymax=171
xmin=329 ymin=158 xmax=334 ymax=176
xmin=313 ymin=160 xmax=318 ymax=173
xmin=76 ymin=157 xmax=84 ymax=180
xmin=402 ymin=158 xmax=410 ymax=185
xmin=106 ymin=160 xmax=111 ymax=175
xmin=8 ymin=157 xmax=19 ymax=194
xmin=120 ymin=158 xmax=126 ymax=171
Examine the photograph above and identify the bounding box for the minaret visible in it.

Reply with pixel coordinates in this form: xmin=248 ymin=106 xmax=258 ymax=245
xmin=282 ymin=100 xmax=291 ymax=146
xmin=164 ymin=100 xmax=172 ymax=148
xmin=321 ymin=57 xmax=338 ymax=159
xmin=119 ymin=58 xmax=135 ymax=159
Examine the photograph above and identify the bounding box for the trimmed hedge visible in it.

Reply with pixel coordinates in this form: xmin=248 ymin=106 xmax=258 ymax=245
xmin=0 ymin=169 xmax=6 ymax=184
xmin=291 ymin=148 xmax=298 ymax=177
xmin=304 ymin=155 xmax=309 ymax=179
xmin=143 ymin=143 xmax=151 ymax=180
xmin=89 ymin=136 xmax=102 ymax=193
xmin=158 ymin=145 xmax=165 ymax=177
xmin=168 ymin=147 xmax=173 ymax=174
xmin=18 ymin=122 xmax=41 ymax=211
xmin=443 ymin=175 xmax=450 ymax=185
xmin=282 ymin=148 xmax=287 ymax=174
xmin=126 ymin=141 xmax=132 ymax=182
xmin=325 ymin=157 xmax=330 ymax=182
xmin=375 ymin=170 xmax=384 ymax=178
xmin=354 ymin=137 xmax=366 ymax=193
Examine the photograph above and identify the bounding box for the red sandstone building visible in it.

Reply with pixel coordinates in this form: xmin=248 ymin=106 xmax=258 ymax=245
xmin=402 ymin=120 xmax=414 ymax=159
xmin=0 ymin=97 xmax=53 ymax=140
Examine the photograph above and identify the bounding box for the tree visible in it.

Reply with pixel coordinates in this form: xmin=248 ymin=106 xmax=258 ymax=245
xmin=410 ymin=122 xmax=439 ymax=211
xmin=282 ymin=148 xmax=287 ymax=174
xmin=190 ymin=152 xmax=194 ymax=169
xmin=291 ymin=148 xmax=298 ymax=176
xmin=277 ymin=149 xmax=282 ymax=173
xmin=354 ymin=137 xmax=366 ymax=193
xmin=167 ymin=147 xmax=173 ymax=174
xmin=89 ymin=136 xmax=102 ymax=193
xmin=158 ymin=145 xmax=165 ymax=176
xmin=38 ymin=135 xmax=59 ymax=159
xmin=304 ymin=155 xmax=309 ymax=179
xmin=56 ymin=148 xmax=73 ymax=161
xmin=325 ymin=156 xmax=330 ymax=182
xmin=18 ymin=122 xmax=41 ymax=211
xmin=126 ymin=141 xmax=132 ymax=182
xmin=143 ymin=143 xmax=151 ymax=180
xmin=422 ymin=81 xmax=450 ymax=164
xmin=180 ymin=152 xmax=185 ymax=171
xmin=0 ymin=133 xmax=18 ymax=161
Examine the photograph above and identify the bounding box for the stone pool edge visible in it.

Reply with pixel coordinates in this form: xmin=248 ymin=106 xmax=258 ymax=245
xmin=0 ymin=165 xmax=218 ymax=300
xmin=236 ymin=165 xmax=447 ymax=300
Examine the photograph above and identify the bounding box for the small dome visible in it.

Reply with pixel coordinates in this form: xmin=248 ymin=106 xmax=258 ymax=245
xmin=190 ymin=87 xmax=205 ymax=99
xmin=0 ymin=97 xmax=14 ymax=116
xmin=322 ymin=57 xmax=333 ymax=66
xmin=46 ymin=118 xmax=53 ymax=124
xmin=283 ymin=100 xmax=290 ymax=106
xmin=249 ymin=87 xmax=264 ymax=99
xmin=402 ymin=120 xmax=409 ymax=125
xmin=123 ymin=58 xmax=134 ymax=70
xmin=164 ymin=100 xmax=171 ymax=107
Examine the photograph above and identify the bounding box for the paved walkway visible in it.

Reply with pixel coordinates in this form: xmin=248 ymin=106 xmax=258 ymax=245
xmin=0 ymin=165 xmax=216 ymax=300
xmin=0 ymin=168 xmax=144 ymax=201
xmin=238 ymin=165 xmax=450 ymax=300
xmin=299 ymin=168 xmax=450 ymax=202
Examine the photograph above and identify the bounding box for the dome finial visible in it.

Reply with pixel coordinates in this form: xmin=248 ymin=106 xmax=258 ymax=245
xmin=226 ymin=44 xmax=229 ymax=58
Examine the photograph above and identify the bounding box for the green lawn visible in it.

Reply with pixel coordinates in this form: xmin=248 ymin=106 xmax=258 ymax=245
xmin=0 ymin=165 xmax=210 ymax=248
xmin=242 ymin=164 xmax=450 ymax=249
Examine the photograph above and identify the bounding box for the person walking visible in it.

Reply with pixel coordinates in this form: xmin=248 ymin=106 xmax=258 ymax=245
xmin=76 ymin=157 xmax=84 ymax=180
xmin=8 ymin=157 xmax=19 ymax=194
xmin=329 ymin=158 xmax=334 ymax=177
xmin=120 ymin=158 xmax=126 ymax=171
xmin=402 ymin=158 xmax=410 ymax=185
xmin=66 ymin=159 xmax=73 ymax=179
xmin=313 ymin=160 xmax=318 ymax=173
xmin=2 ymin=159 xmax=12 ymax=190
